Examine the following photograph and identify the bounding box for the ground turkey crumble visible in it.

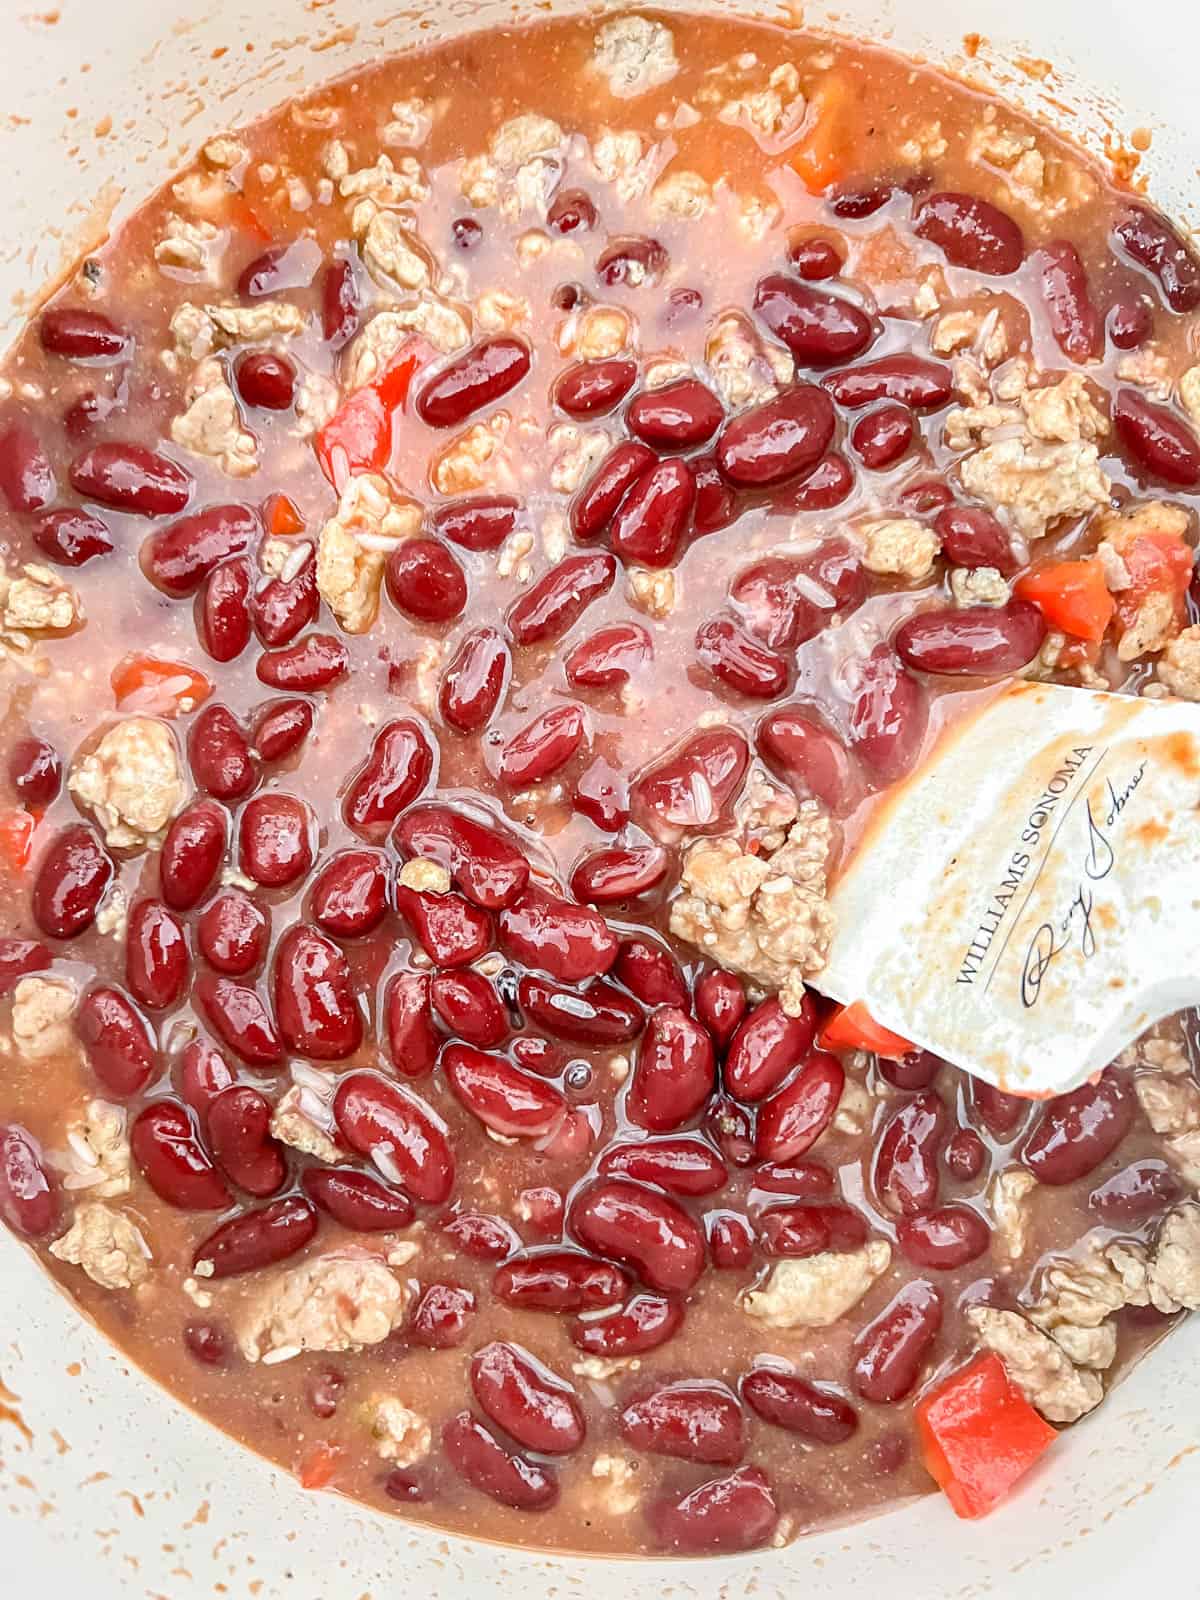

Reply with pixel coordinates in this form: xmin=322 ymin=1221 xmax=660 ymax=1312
xmin=237 ymin=1251 xmax=412 ymax=1362
xmin=742 ymin=1241 xmax=892 ymax=1329
xmin=316 ymin=474 xmax=422 ymax=633
xmin=6 ymin=976 xmax=77 ymax=1064
xmin=364 ymin=1394 xmax=432 ymax=1465
xmin=68 ymin=715 xmax=186 ymax=849
xmin=49 ymin=1203 xmax=150 ymax=1291
xmin=591 ymin=15 xmax=679 ymax=98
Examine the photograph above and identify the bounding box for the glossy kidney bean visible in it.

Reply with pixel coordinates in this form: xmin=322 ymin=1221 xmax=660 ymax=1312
xmin=573 ymin=758 xmax=629 ymax=832
xmin=140 ymin=504 xmax=258 ymax=597
xmin=708 ymin=1210 xmax=755 ymax=1269
xmin=632 ymin=726 xmax=749 ymax=834
xmin=443 ymin=1211 xmax=520 ymax=1262
xmin=648 ymin=1466 xmax=777 ymax=1555
xmin=874 ymin=1091 xmax=947 ymax=1215
xmin=934 ymin=504 xmax=1018 ymax=573
xmin=178 ymin=1037 xmax=235 ymax=1123
xmin=596 ymin=236 xmax=668 ymax=286
xmin=1108 ymin=295 xmax=1154 ymax=350
xmin=321 ymin=256 xmax=359 ymax=345
xmin=0 ymin=1125 xmax=58 ymax=1238
xmin=471 ymin=1342 xmax=585 ymax=1455
xmin=852 ymin=1281 xmax=943 ymax=1402
xmin=851 ymin=402 xmax=913 ymax=468
xmin=383 ymin=971 xmax=441 ymax=1078
xmin=199 ymin=557 xmax=253 ymax=662
xmin=899 ymin=478 xmax=955 ymax=516
xmin=234 ymin=350 xmax=296 ymax=410
xmin=742 ymin=1368 xmax=858 ymax=1443
xmin=395 ymin=805 xmax=527 ymax=911
xmin=131 ymin=1101 xmax=231 ymax=1210
xmin=184 ymin=1322 xmax=230 ymax=1367
xmin=725 ymin=995 xmax=817 ymax=1103
xmin=775 ymin=452 xmax=856 ymax=511
xmin=274 ymin=925 xmax=363 ymax=1060
xmin=32 ymin=824 xmax=112 ymax=939
xmin=8 ymin=735 xmax=61 ymax=808
xmin=236 ymin=244 xmax=314 ymax=298
xmin=0 ymin=420 xmax=55 ymax=511
xmin=943 ymin=1128 xmax=985 ymax=1183
xmin=695 ymin=617 xmax=788 ymax=699
xmin=256 ymin=633 xmax=349 ymax=691
xmin=879 ymin=1050 xmax=941 ymax=1091
xmin=1090 ymin=1159 xmax=1182 ymax=1225
xmin=194 ymin=974 xmax=283 ymax=1067
xmin=430 ymin=971 xmax=508 ymax=1048
xmin=830 ymin=178 xmax=893 ymax=217
xmin=759 ymin=1202 xmax=868 ymax=1257
xmin=193 ymin=1196 xmax=318 ymax=1279
xmin=125 ymin=898 xmax=188 ymax=1010
xmin=40 ymin=305 xmax=129 ymax=361
xmin=416 ymin=336 xmax=531 ymax=427
xmin=752 ymin=1160 xmax=834 ymax=1198
xmin=343 ymin=719 xmax=435 ymax=834
xmin=547 ymin=188 xmax=597 ymax=233
xmin=570 ymin=844 xmax=668 ymax=905
xmin=1022 ymin=1074 xmax=1134 ymax=1185
xmin=915 ymin=192 xmax=1024 ymax=275
xmin=333 ymin=1071 xmax=454 ymax=1204
xmin=757 ymin=706 xmax=859 ymax=813
xmin=716 ymin=385 xmax=836 ymax=487
xmin=395 ymin=884 xmax=493 ymax=967
xmin=894 ymin=601 xmax=1047 ymax=676
xmin=410 ymin=1282 xmax=476 ymax=1349
xmin=570 ymin=439 xmax=656 ymax=542
xmin=555 ymin=358 xmax=637 ymax=418
xmin=197 ymin=891 xmax=267 ymax=976
xmin=444 ymin=1043 xmax=566 ymax=1139
xmin=626 ymin=378 xmax=723 ymax=450
xmin=788 ymin=234 xmax=844 ymax=280
xmin=498 ymin=884 xmax=616 ymax=981
xmin=753 ymin=275 xmax=874 ymax=366
xmin=621 ymin=1382 xmax=743 ymax=1465
xmin=442 ymin=1412 xmax=558 ymax=1512
xmin=251 ymin=556 xmax=318 ymax=647
xmin=495 ymin=1250 xmax=629 ymax=1313
xmin=1113 ymin=204 xmax=1200 ymax=311
xmin=601 ymin=1138 xmax=727 ymax=1197
xmin=626 ymin=1006 xmax=715 ymax=1132
xmin=754 ymin=1051 xmax=845 ymax=1163
xmin=1113 ymin=387 xmax=1200 ymax=486
xmin=694 ymin=970 xmax=746 ymax=1051
xmin=1039 ymin=240 xmax=1103 ymax=362
xmin=896 ymin=1204 xmax=990 ymax=1269
xmin=612 ymin=938 xmax=688 ymax=1009
xmin=251 ymin=699 xmax=313 ymax=765
xmin=688 ymin=452 xmax=738 ymax=534
xmin=569 ymin=1178 xmax=704 ymax=1293
xmin=188 ymin=704 xmax=255 ymax=800
xmin=433 ymin=494 xmax=519 ymax=552
xmin=303 ymin=1167 xmax=414 ymax=1231
xmin=0 ymin=937 xmax=52 ymax=995
xmin=438 ymin=629 xmax=509 ymax=734
xmin=847 ymin=644 xmax=929 ymax=783
xmin=507 ymin=553 xmax=616 ymax=647
xmin=307 ymin=855 xmax=388 ymax=943
xmin=239 ymin=794 xmax=313 ymax=887
xmin=564 ymin=622 xmax=652 ymax=690
xmin=32 ymin=507 xmax=113 ymax=566
xmin=824 ymin=354 xmax=955 ymax=410
xmin=159 ymin=800 xmax=226 ymax=911
xmin=71 ymin=441 xmax=192 ymax=516
xmin=385 ymin=538 xmax=468 ymax=624
xmin=971 ymin=1078 xmax=1027 ymax=1138
xmin=497 ymin=704 xmax=586 ymax=786
xmin=517 ymin=974 xmax=643 ymax=1045
xmin=307 ymin=1367 xmax=346 ymax=1419
xmin=610 ymin=457 xmax=695 ymax=568
xmin=570 ymin=1291 xmax=684 ymax=1359
xmin=207 ymin=1085 xmax=285 ymax=1198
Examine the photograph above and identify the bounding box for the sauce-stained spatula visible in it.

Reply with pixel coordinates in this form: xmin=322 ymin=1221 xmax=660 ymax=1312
xmin=817 ymin=681 xmax=1200 ymax=1096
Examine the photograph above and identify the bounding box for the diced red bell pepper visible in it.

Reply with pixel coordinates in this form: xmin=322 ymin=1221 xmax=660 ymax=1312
xmin=1113 ymin=528 xmax=1195 ymax=634
xmin=1015 ymin=559 xmax=1114 ymax=642
xmin=315 ymin=339 xmax=430 ymax=489
xmin=264 ymin=492 xmax=305 ymax=537
xmin=818 ymin=999 xmax=914 ymax=1060
xmin=916 ymin=1352 xmax=1057 ymax=1519
xmin=0 ymin=809 xmax=36 ymax=873
xmin=297 ymin=1440 xmax=343 ymax=1490
xmin=788 ymin=72 xmax=852 ymax=194
xmin=111 ymin=654 xmax=213 ymax=716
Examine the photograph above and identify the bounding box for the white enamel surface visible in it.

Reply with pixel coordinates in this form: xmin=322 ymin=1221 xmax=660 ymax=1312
xmin=2 ymin=2 xmax=1200 ymax=1595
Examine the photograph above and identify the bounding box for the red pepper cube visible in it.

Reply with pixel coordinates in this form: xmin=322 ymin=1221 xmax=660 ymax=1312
xmin=916 ymin=1352 xmax=1056 ymax=1519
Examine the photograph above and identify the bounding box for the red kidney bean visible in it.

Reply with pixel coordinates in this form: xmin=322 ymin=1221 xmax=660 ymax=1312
xmin=394 ymin=883 xmax=493 ymax=967
xmin=194 ymin=974 xmax=283 ymax=1066
xmin=307 ymin=1367 xmax=346 ymax=1418
xmin=194 ymin=1196 xmax=318 ymax=1279
xmin=879 ymin=1050 xmax=941 ymax=1091
xmin=310 ymin=850 xmax=388 ymax=938
xmin=141 ymin=504 xmax=257 ymax=597
xmin=564 ymin=622 xmax=652 ymax=690
xmin=626 ymin=1006 xmax=715 ymax=1132
xmin=32 ymin=507 xmax=113 ymax=566
xmin=570 ymin=440 xmax=656 ymax=542
xmin=8 ymin=735 xmax=61 ymax=808
xmin=1090 ymin=1159 xmax=1182 ymax=1225
xmin=689 ymin=452 xmax=738 ymax=535
xmin=915 ymin=193 xmax=1024 ymax=275
xmin=935 ymin=504 xmax=1018 ymax=574
xmin=708 ymin=1210 xmax=756 ymax=1268
xmin=385 ymin=538 xmax=468 ymax=624
xmin=159 ymin=800 xmax=226 ymax=911
xmin=896 ymin=1204 xmax=990 ymax=1270
xmin=627 ymin=378 xmax=723 ymax=451
xmin=234 ymin=350 xmax=296 ymax=410
xmin=570 ymin=1178 xmax=704 ymax=1293
xmin=497 ymin=704 xmax=586 ymax=787
xmin=32 ymin=824 xmax=112 ymax=939
xmin=1114 ymin=387 xmax=1200 ymax=486
xmin=571 ymin=1292 xmax=684 ymax=1359
xmin=971 ymin=1078 xmax=1026 ymax=1138
xmin=633 ymin=727 xmax=749 ymax=834
xmin=757 ymin=706 xmax=858 ymax=813
xmin=0 ymin=937 xmax=52 ymax=995
xmin=899 ymin=478 xmax=955 ymax=516
xmin=321 ymin=256 xmax=359 ymax=345
xmin=71 ymin=441 xmax=192 ymax=516
xmin=694 ymin=970 xmax=746 ymax=1051
xmin=742 ymin=1367 xmax=858 ymax=1443
xmin=442 ymin=1412 xmax=558 ymax=1512
xmin=788 ymin=234 xmax=844 ymax=280
xmin=717 ymin=384 xmax=836 ymax=488
xmin=444 ymin=1211 xmax=520 ymax=1262
xmin=830 ymin=178 xmax=894 ymax=217
xmin=825 ymin=354 xmax=955 ymax=411
xmin=499 ymin=884 xmax=616 ymax=982
xmin=444 ymin=1043 xmax=566 ymax=1139
xmin=760 ymin=1202 xmax=868 ymax=1257
xmin=303 ymin=1167 xmax=414 ymax=1231
xmin=573 ymin=758 xmax=630 ymax=832
xmin=207 ymin=1085 xmax=285 ymax=1197
xmin=753 ymin=275 xmax=874 ymax=366
xmin=384 ymin=971 xmax=441 ymax=1078
xmin=696 ymin=617 xmax=788 ymax=699
xmin=847 ymin=643 xmax=929 ymax=783
xmin=410 ymin=1282 xmax=476 ymax=1349
xmin=777 ymin=452 xmax=856 ymax=510
xmin=63 ymin=388 xmax=125 ymax=439
xmin=874 ymin=1091 xmax=947 ymax=1215
xmin=199 ymin=557 xmax=252 ymax=662
xmin=725 ymin=995 xmax=817 ymax=1103
xmin=471 ymin=1342 xmax=585 ymax=1455
xmin=570 ymin=844 xmax=668 ymax=905
xmin=438 ymin=627 xmax=510 ymax=733
xmin=188 ymin=703 xmax=255 ymax=800
xmin=596 ymin=236 xmax=668 ymax=287
xmin=1109 ymin=295 xmax=1154 ymax=350
xmin=1114 ymin=204 xmax=1200 ymax=312
xmin=495 ymin=1250 xmax=629 ymax=1313
xmin=416 ymin=336 xmax=531 ymax=427
xmin=621 ymin=1382 xmax=743 ymax=1465
xmin=547 ymin=189 xmax=598 ymax=233
xmin=852 ymin=402 xmax=913 ymax=468
xmin=895 ymin=602 xmax=1047 ymax=676
xmin=433 ymin=494 xmax=518 ymax=552
xmin=239 ymin=793 xmax=313 ymax=888
xmin=612 ymin=938 xmax=688 ymax=1009
xmin=1023 ymin=1074 xmax=1134 ymax=1185
xmin=853 ymin=1281 xmax=943 ymax=1402
xmin=945 ymin=1127 xmax=986 ymax=1182
xmin=236 ymin=244 xmax=313 ymax=298
xmin=131 ymin=1100 xmax=231 ymax=1209
xmin=257 ymin=633 xmax=349 ymax=691
xmin=517 ymin=973 xmax=642 ymax=1044
xmin=555 ymin=358 xmax=637 ymax=418
xmin=752 ymin=1160 xmax=834 ymax=1198
xmin=430 ymin=971 xmax=508 ymax=1048
xmin=251 ymin=556 xmax=318 ymax=647
xmin=343 ymin=719 xmax=435 ymax=834
xmin=601 ymin=1138 xmax=727 ymax=1197
xmin=1039 ymin=240 xmax=1102 ymax=362
xmin=649 ymin=1465 xmax=777 ymax=1554
xmin=610 ymin=457 xmax=695 ymax=568
xmin=178 ymin=1037 xmax=235 ymax=1123
xmin=507 ymin=553 xmax=616 ymax=647
xmin=0 ymin=1125 xmax=59 ymax=1238
xmin=754 ymin=1051 xmax=844 ymax=1162
xmin=0 ymin=421 xmax=55 ymax=511
xmin=197 ymin=891 xmax=267 ymax=976
xmin=334 ymin=1071 xmax=454 ymax=1203
xmin=125 ymin=898 xmax=188 ymax=1010
xmin=395 ymin=805 xmax=527 ymax=911
xmin=274 ymin=924 xmax=363 ymax=1060
xmin=40 ymin=306 xmax=129 ymax=361
xmin=733 ymin=542 xmax=863 ymax=650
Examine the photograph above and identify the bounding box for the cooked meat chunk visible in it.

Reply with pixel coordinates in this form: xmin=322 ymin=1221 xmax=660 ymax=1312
xmin=968 ymin=1306 xmax=1102 ymax=1422
xmin=8 ymin=976 xmax=77 ymax=1064
xmin=1157 ymin=626 xmax=1200 ymax=700
xmin=69 ymin=716 xmax=186 ymax=849
xmin=61 ymin=1099 xmax=132 ymax=1198
xmin=170 ymin=358 xmax=258 ymax=477
xmin=49 ymin=1203 xmax=150 ymax=1290
xmin=742 ymin=1241 xmax=891 ymax=1328
xmin=269 ymin=1084 xmax=344 ymax=1164
xmin=591 ymin=15 xmax=679 ymax=97
xmin=364 ymin=1394 xmax=432 ymax=1464
xmin=238 ymin=1251 xmax=412 ymax=1362
xmin=861 ymin=519 xmax=940 ymax=581
xmin=316 ymin=474 xmax=422 ymax=634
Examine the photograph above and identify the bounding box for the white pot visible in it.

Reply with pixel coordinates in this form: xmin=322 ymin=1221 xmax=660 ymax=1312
xmin=1 ymin=3 xmax=1196 ymax=1593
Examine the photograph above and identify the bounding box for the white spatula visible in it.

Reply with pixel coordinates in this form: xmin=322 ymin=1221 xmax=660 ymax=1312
xmin=817 ymin=681 xmax=1200 ymax=1096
